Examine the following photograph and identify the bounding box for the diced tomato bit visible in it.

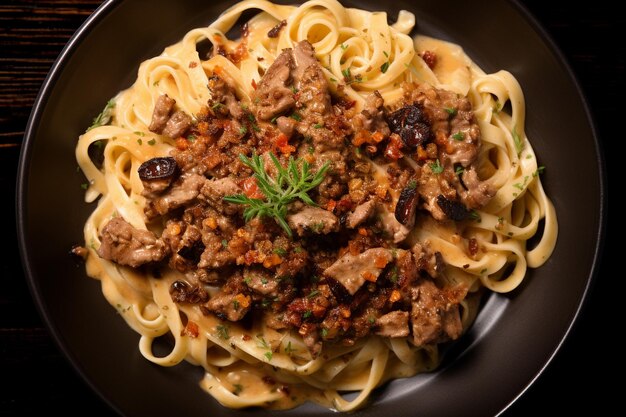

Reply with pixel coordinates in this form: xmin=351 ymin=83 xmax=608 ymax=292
xmin=362 ymin=271 xmax=377 ymax=282
xmin=358 ymin=227 xmax=368 ymax=236
xmin=242 ymin=177 xmax=264 ymax=199
xmin=326 ymin=199 xmax=337 ymax=212
xmin=340 ymin=307 xmax=351 ymax=318
xmin=371 ymin=131 xmax=385 ymax=143
xmin=213 ymin=65 xmax=223 ymax=75
xmin=374 ymin=255 xmax=389 ymax=268
xmin=203 ymin=217 xmax=218 ymax=230
xmin=175 ymin=137 xmax=189 ymax=150
xmin=251 ymin=79 xmax=257 ymax=90
xmin=263 ymin=253 xmax=283 ymax=268
xmin=234 ymin=293 xmax=251 ymax=308
xmin=389 ymin=290 xmax=401 ymax=303
xmin=336 ymin=196 xmax=354 ymax=212
xmin=352 ymin=129 xmax=370 ymax=146
xmin=274 ymin=134 xmax=296 ymax=156
xmin=416 ymin=145 xmax=428 ymax=160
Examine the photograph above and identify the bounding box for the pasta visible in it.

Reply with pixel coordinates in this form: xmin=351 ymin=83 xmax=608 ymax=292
xmin=75 ymin=0 xmax=557 ymax=411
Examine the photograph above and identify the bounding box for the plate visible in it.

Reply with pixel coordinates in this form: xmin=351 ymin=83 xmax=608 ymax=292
xmin=17 ymin=0 xmax=605 ymax=416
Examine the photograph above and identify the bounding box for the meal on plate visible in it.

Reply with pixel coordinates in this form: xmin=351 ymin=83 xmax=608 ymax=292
xmin=74 ymin=0 xmax=557 ymax=411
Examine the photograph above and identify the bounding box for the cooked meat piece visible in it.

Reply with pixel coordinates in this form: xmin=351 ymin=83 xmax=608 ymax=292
xmin=417 ymin=163 xmax=454 ymax=221
xmin=460 ymin=166 xmax=495 ymax=209
xmin=346 ymin=199 xmax=376 ymax=228
xmin=97 ymin=217 xmax=167 ymax=268
xmin=149 ymin=173 xmax=205 ymax=216
xmin=243 ymin=267 xmax=279 ymax=296
xmin=286 ymin=206 xmax=339 ymax=236
xmin=300 ymin=323 xmax=322 ymax=358
xmin=252 ymin=49 xmax=295 ymax=121
xmin=208 ymin=75 xmax=243 ymax=119
xmin=412 ymin=242 xmax=445 ymax=279
xmin=149 ymin=94 xmax=175 ymax=134
xmin=353 ymin=91 xmax=390 ymax=136
xmin=409 ymin=279 xmax=467 ymax=346
xmin=170 ymin=280 xmax=208 ymax=304
xmin=162 ymin=110 xmax=192 ymax=139
xmin=377 ymin=205 xmax=410 ymax=243
xmin=374 ymin=311 xmax=410 ymax=337
xmin=199 ymin=177 xmax=242 ymax=215
xmin=276 ymin=115 xmax=297 ymax=137
xmin=293 ymin=41 xmax=331 ymax=118
xmin=324 ymin=248 xmax=392 ymax=295
xmin=204 ymin=290 xmax=251 ymax=321
xmin=264 ymin=311 xmax=288 ymax=330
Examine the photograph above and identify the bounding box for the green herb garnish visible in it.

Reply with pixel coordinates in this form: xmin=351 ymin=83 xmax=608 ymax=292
xmin=430 ymin=159 xmax=444 ymax=174
xmin=87 ymin=99 xmax=115 ymax=132
xmin=223 ymin=153 xmax=330 ymax=237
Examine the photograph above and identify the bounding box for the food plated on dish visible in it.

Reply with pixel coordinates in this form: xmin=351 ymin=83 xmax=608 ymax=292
xmin=73 ymin=0 xmax=557 ymax=411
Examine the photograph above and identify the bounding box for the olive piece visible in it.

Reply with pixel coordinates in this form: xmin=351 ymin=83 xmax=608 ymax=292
xmin=436 ymin=195 xmax=471 ymax=221
xmin=395 ymin=183 xmax=419 ymax=225
xmin=387 ymin=105 xmax=432 ymax=148
xmin=138 ymin=156 xmax=178 ymax=181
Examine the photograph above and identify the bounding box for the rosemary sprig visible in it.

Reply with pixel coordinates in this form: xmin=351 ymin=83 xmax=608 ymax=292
xmin=224 ymin=152 xmax=330 ymax=237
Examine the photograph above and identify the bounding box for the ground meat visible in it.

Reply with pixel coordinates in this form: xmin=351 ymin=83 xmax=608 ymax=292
xmin=96 ymin=40 xmax=491 ymax=355
xmin=98 ymin=217 xmax=168 ymax=268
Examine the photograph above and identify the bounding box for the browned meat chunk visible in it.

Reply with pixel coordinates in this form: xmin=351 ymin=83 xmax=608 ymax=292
xmin=409 ymin=279 xmax=467 ymax=346
xmin=377 ymin=205 xmax=410 ymax=243
xmin=208 ymin=75 xmax=243 ymax=119
xmin=149 ymin=94 xmax=175 ymax=134
xmin=286 ymin=206 xmax=338 ymax=236
xmin=149 ymin=173 xmax=205 ymax=216
xmin=199 ymin=177 xmax=242 ymax=215
xmin=323 ymin=248 xmax=392 ymax=295
xmin=252 ymin=49 xmax=295 ymax=121
xmin=293 ymin=41 xmax=331 ymax=118
xmin=412 ymin=242 xmax=444 ymax=279
xmin=276 ymin=115 xmax=297 ymax=137
xmin=204 ymin=291 xmax=251 ymax=321
xmin=162 ymin=110 xmax=192 ymax=139
xmin=460 ymin=166 xmax=495 ymax=209
xmin=374 ymin=311 xmax=410 ymax=337
xmin=97 ymin=217 xmax=167 ymax=268
xmin=354 ymin=91 xmax=390 ymax=136
xmin=300 ymin=323 xmax=322 ymax=358
xmin=243 ymin=267 xmax=279 ymax=296
xmin=346 ymin=199 xmax=376 ymax=228
xmin=169 ymin=280 xmax=208 ymax=304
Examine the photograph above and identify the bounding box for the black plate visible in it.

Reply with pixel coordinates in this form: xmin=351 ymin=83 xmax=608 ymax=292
xmin=17 ymin=0 xmax=604 ymax=416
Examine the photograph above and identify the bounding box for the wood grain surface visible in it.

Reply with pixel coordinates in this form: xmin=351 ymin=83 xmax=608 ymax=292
xmin=2 ymin=0 xmax=620 ymax=415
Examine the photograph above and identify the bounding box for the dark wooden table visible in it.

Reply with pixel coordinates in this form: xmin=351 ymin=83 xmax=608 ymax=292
xmin=2 ymin=1 xmax=619 ymax=415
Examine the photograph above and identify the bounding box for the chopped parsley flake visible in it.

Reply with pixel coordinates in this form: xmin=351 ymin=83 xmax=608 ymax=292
xmin=307 ymin=290 xmax=319 ymax=299
xmin=340 ymin=43 xmax=348 ymax=50
xmin=239 ymin=125 xmax=248 ymax=135
xmin=455 ymin=166 xmax=465 ymax=176
xmin=533 ymin=166 xmax=546 ymax=177
xmin=233 ymin=384 xmax=243 ymax=395
xmin=147 ymin=138 xmax=156 ymax=146
xmin=264 ymin=351 xmax=273 ymax=361
xmin=380 ymin=61 xmax=390 ymax=73
xmin=216 ymin=324 xmax=230 ymax=340
xmin=221 ymin=239 xmax=228 ymax=248
xmin=321 ymin=328 xmax=329 ymax=337
xmin=452 ymin=132 xmax=464 ymax=141
xmin=444 ymin=107 xmax=457 ymax=116
xmin=290 ymin=112 xmax=302 ymax=122
xmin=302 ymin=310 xmax=312 ymax=319
xmin=80 ymin=183 xmax=89 ymax=190
xmin=430 ymin=159 xmax=444 ymax=174
xmin=273 ymin=247 xmax=287 ymax=256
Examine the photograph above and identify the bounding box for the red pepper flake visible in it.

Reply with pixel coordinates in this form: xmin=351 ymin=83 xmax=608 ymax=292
xmin=251 ymin=79 xmax=257 ymax=90
xmin=181 ymin=321 xmax=199 ymax=338
xmin=326 ymin=199 xmax=337 ymax=212
xmin=188 ymin=61 xmax=198 ymax=68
